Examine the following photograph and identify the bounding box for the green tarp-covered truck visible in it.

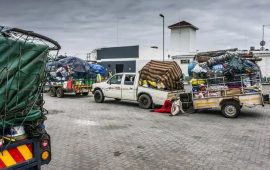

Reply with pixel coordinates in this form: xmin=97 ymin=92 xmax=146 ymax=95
xmin=0 ymin=26 xmax=60 ymax=170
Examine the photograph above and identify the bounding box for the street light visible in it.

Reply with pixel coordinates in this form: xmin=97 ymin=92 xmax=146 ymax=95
xmin=261 ymin=24 xmax=270 ymax=50
xmin=159 ymin=14 xmax=165 ymax=61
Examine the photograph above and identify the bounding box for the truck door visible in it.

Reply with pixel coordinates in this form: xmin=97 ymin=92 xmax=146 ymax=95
xmin=105 ymin=74 xmax=123 ymax=98
xmin=121 ymin=74 xmax=136 ymax=100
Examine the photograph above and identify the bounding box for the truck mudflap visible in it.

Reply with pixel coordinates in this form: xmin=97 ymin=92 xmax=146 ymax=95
xmin=0 ymin=143 xmax=33 ymax=169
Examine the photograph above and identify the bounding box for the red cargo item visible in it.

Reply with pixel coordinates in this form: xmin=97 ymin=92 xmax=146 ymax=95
xmin=67 ymin=80 xmax=73 ymax=90
xmin=154 ymin=100 xmax=172 ymax=113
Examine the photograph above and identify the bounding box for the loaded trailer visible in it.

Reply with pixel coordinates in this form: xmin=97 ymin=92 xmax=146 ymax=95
xmin=190 ymin=74 xmax=264 ymax=118
xmin=49 ymin=79 xmax=93 ymax=98
xmin=46 ymin=56 xmax=95 ymax=98
xmin=0 ymin=26 xmax=60 ymax=169
xmin=180 ymin=51 xmax=266 ymax=118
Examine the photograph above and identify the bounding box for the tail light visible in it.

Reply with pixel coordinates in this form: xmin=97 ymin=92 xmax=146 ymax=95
xmin=41 ymin=139 xmax=49 ymax=148
xmin=40 ymin=134 xmax=51 ymax=163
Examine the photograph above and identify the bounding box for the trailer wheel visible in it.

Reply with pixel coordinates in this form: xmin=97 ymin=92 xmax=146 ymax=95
xmin=49 ymin=87 xmax=56 ymax=97
xmin=56 ymin=88 xmax=64 ymax=98
xmin=94 ymin=90 xmax=104 ymax=103
xmin=138 ymin=94 xmax=152 ymax=109
xmin=221 ymin=101 xmax=240 ymax=118
xmin=83 ymin=92 xmax=89 ymax=96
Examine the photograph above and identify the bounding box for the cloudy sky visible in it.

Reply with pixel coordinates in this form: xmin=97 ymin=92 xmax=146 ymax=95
xmin=1 ymin=0 xmax=269 ymax=57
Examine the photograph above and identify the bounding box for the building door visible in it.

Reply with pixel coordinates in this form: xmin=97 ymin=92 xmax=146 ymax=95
xmin=116 ymin=64 xmax=124 ymax=73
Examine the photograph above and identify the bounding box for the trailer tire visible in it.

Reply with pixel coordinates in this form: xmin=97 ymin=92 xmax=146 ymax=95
xmin=138 ymin=94 xmax=152 ymax=109
xmin=49 ymin=87 xmax=56 ymax=97
xmin=56 ymin=88 xmax=64 ymax=98
xmin=94 ymin=89 xmax=104 ymax=103
xmin=221 ymin=101 xmax=240 ymax=118
xmin=83 ymin=92 xmax=89 ymax=96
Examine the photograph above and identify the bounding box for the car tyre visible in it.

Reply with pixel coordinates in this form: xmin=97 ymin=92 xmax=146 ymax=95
xmin=94 ymin=90 xmax=104 ymax=103
xmin=138 ymin=94 xmax=152 ymax=109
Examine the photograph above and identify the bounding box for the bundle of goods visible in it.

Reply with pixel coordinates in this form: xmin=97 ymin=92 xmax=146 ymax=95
xmin=189 ymin=52 xmax=261 ymax=99
xmin=0 ymin=26 xmax=60 ymax=138
xmin=89 ymin=63 xmax=106 ymax=76
xmin=46 ymin=56 xmax=95 ymax=87
xmin=47 ymin=56 xmax=91 ymax=80
xmin=139 ymin=60 xmax=184 ymax=90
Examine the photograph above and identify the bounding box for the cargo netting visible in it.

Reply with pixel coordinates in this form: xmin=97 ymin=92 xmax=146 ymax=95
xmin=0 ymin=26 xmax=60 ymax=132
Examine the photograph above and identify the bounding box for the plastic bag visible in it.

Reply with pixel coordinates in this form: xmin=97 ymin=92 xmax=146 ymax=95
xmin=192 ymin=64 xmax=207 ymax=73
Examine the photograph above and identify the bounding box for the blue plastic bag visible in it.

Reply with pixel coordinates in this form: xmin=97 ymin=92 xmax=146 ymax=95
xmin=89 ymin=64 xmax=106 ymax=76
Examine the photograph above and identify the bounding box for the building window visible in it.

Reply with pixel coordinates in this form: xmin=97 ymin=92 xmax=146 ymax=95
xmin=181 ymin=59 xmax=190 ymax=64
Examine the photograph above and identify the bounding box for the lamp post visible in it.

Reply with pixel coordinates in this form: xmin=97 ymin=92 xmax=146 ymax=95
xmin=159 ymin=14 xmax=165 ymax=61
xmin=261 ymin=25 xmax=270 ymax=50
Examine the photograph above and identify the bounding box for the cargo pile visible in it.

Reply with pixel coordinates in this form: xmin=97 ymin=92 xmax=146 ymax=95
xmin=189 ymin=52 xmax=261 ymax=99
xmin=139 ymin=60 xmax=184 ymax=90
xmin=46 ymin=56 xmax=96 ymax=87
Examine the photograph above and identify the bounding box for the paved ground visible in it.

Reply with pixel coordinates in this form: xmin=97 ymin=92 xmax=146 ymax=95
xmin=42 ymin=93 xmax=270 ymax=170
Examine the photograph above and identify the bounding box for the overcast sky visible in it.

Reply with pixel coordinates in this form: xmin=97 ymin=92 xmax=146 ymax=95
xmin=1 ymin=0 xmax=270 ymax=57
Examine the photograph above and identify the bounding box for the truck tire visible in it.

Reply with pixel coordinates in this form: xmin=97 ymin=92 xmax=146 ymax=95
xmin=56 ymin=88 xmax=64 ymax=98
xmin=94 ymin=89 xmax=104 ymax=103
xmin=49 ymin=87 xmax=56 ymax=97
xmin=221 ymin=101 xmax=240 ymax=118
xmin=138 ymin=94 xmax=152 ymax=109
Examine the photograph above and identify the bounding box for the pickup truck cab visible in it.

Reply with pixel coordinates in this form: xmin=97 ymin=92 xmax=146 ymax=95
xmin=92 ymin=73 xmax=182 ymax=109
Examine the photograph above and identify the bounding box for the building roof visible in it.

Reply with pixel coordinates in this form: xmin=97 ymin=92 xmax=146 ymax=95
xmin=168 ymin=21 xmax=199 ymax=30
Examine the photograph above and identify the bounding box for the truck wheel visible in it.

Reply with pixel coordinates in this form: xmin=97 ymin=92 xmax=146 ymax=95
xmin=83 ymin=92 xmax=89 ymax=96
xmin=94 ymin=90 xmax=104 ymax=103
xmin=221 ymin=101 xmax=240 ymax=118
xmin=138 ymin=94 xmax=152 ymax=109
xmin=49 ymin=87 xmax=56 ymax=97
xmin=56 ymin=88 xmax=64 ymax=98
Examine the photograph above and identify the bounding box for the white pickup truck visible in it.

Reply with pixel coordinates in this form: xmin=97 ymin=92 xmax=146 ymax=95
xmin=92 ymin=73 xmax=182 ymax=109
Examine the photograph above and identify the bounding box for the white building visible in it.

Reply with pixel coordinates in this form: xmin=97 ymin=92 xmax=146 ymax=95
xmin=88 ymin=20 xmax=199 ymax=76
xmin=252 ymin=51 xmax=270 ymax=78
xmin=168 ymin=21 xmax=198 ymax=53
xmin=168 ymin=21 xmax=199 ymax=77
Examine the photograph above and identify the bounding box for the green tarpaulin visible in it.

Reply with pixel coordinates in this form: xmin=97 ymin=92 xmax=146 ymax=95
xmin=0 ymin=35 xmax=49 ymax=128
